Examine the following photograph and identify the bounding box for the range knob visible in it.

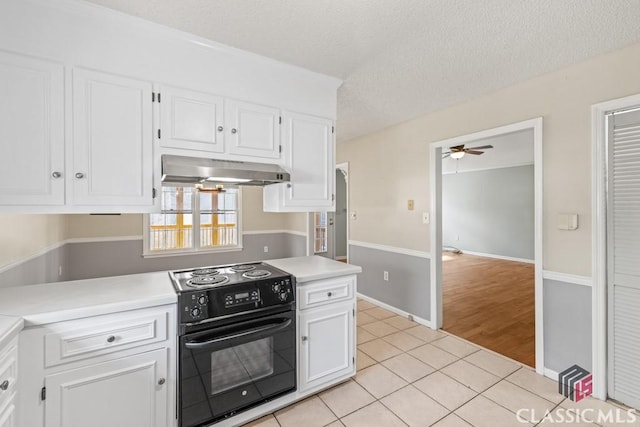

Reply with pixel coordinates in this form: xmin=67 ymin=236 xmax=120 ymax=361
xmin=279 ymin=292 xmax=288 ymax=301
xmin=198 ymin=295 xmax=208 ymax=305
xmin=190 ymin=307 xmax=201 ymax=318
xmin=272 ymin=283 xmax=281 ymax=293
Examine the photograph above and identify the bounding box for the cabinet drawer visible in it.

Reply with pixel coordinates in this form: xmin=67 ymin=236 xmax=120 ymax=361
xmin=44 ymin=308 xmax=168 ymax=368
xmin=298 ymin=276 xmax=355 ymax=310
xmin=0 ymin=342 xmax=17 ymax=413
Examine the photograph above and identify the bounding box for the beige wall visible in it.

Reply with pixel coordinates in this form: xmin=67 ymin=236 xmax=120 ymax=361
xmin=0 ymin=214 xmax=66 ymax=269
xmin=338 ymin=42 xmax=640 ymax=276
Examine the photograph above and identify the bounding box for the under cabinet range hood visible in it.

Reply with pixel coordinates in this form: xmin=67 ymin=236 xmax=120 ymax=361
xmin=161 ymin=155 xmax=290 ymax=187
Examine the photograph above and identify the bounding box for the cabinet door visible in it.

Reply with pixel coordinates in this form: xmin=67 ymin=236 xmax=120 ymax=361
xmin=284 ymin=112 xmax=334 ymax=209
xmin=159 ymin=85 xmax=224 ymax=153
xmin=0 ymin=51 xmax=65 ymax=206
xmin=45 ymin=349 xmax=168 ymax=427
xmin=299 ymin=302 xmax=354 ymax=392
xmin=72 ymin=68 xmax=153 ymax=207
xmin=225 ymin=99 xmax=280 ymax=159
xmin=0 ymin=402 xmax=15 ymax=427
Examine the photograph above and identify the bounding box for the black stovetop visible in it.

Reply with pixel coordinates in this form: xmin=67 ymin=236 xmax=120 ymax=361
xmin=169 ymin=262 xmax=290 ymax=293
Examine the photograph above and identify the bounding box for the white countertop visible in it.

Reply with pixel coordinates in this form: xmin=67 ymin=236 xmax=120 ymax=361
xmin=266 ymin=256 xmax=362 ymax=283
xmin=0 ymin=271 xmax=176 ymax=327
xmin=0 ymin=315 xmax=23 ymax=349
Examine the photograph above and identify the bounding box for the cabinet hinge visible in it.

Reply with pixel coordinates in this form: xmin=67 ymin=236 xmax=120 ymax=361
xmin=158 ymin=93 xmax=161 ymax=103
xmin=332 ymin=126 xmax=335 ymax=134
xmin=152 ymin=188 xmax=157 ymax=199
xmin=279 ymin=116 xmax=282 ymax=125
xmin=279 ymin=145 xmax=282 ymax=154
xmin=157 ymin=129 xmax=161 ymax=139
xmin=332 ymin=194 xmax=335 ymax=202
xmin=352 ymin=356 xmax=355 ymax=365
xmin=41 ymin=386 xmax=46 ymax=401
xmin=152 ymin=92 xmax=155 ymax=103
xmin=353 ymin=308 xmax=355 ymax=316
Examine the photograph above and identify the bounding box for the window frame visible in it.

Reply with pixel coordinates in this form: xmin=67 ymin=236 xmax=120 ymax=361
xmin=142 ymin=186 xmax=243 ymax=258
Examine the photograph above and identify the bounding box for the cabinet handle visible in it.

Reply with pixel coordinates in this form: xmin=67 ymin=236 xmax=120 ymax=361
xmin=75 ymin=172 xmax=85 ymax=179
xmin=106 ymin=335 xmax=116 ymax=343
xmin=327 ymin=292 xmax=333 ymax=297
xmin=51 ymin=171 xmax=62 ymax=179
xmin=158 ymin=378 xmax=166 ymax=386
xmin=0 ymin=380 xmax=8 ymax=391
xmin=217 ymin=126 xmax=224 ymax=132
xmin=231 ymin=128 xmax=237 ymax=134
xmin=301 ymin=336 xmax=308 ymax=342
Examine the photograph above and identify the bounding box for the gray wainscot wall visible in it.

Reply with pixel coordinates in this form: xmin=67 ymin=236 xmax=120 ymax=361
xmin=349 ymin=244 xmax=430 ymax=320
xmin=543 ymin=278 xmax=592 ymax=373
xmin=442 ymin=165 xmax=534 ymax=260
xmin=0 ymin=232 xmax=307 ymax=287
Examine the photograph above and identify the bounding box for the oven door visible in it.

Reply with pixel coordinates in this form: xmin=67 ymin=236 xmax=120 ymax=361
xmin=179 ymin=309 xmax=296 ymax=427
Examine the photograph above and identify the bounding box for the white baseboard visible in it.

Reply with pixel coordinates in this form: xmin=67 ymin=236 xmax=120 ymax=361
xmin=544 ymin=367 xmax=559 ymax=382
xmin=356 ymin=292 xmax=432 ymax=329
xmin=458 ymin=249 xmax=534 ymax=264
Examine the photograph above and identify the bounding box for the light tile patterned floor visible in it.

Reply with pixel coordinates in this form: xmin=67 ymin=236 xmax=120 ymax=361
xmin=243 ymin=299 xmax=635 ymax=427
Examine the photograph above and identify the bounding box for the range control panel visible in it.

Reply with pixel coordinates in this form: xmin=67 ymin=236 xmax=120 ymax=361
xmin=177 ymin=275 xmax=295 ymax=324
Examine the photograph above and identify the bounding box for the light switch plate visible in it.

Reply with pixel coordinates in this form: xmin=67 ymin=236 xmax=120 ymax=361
xmin=408 ymin=200 xmax=414 ymax=210
xmin=558 ymin=213 xmax=578 ymax=230
xmin=422 ymin=212 xmax=430 ymax=224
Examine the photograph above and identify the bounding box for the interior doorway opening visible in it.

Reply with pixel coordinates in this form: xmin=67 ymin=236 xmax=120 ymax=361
xmin=430 ymin=118 xmax=544 ymax=374
xmin=309 ymin=163 xmax=349 ymax=262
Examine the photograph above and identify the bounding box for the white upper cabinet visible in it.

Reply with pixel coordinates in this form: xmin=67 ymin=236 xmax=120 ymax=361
xmin=225 ymin=99 xmax=281 ymax=159
xmin=71 ymin=68 xmax=154 ymax=208
xmin=263 ymin=112 xmax=335 ymax=212
xmin=0 ymin=51 xmax=65 ymax=206
xmin=158 ymin=85 xmax=224 ymax=153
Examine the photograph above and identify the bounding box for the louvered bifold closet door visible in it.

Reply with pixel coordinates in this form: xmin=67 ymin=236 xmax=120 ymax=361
xmin=608 ymin=109 xmax=640 ymax=409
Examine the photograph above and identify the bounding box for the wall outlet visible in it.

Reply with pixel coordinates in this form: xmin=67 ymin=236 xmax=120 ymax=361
xmin=383 ymin=271 xmax=389 ymax=281
xmin=422 ymin=212 xmax=430 ymax=224
xmin=263 ymin=246 xmax=269 ymax=253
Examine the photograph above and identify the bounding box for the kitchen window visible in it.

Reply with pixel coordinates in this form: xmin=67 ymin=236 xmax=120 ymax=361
xmin=143 ymin=187 xmax=242 ymax=256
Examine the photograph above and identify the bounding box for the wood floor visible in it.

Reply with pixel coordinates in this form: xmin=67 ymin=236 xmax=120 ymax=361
xmin=442 ymin=253 xmax=535 ymax=367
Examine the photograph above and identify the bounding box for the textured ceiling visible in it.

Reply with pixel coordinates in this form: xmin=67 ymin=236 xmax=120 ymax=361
xmin=85 ymin=0 xmax=640 ymax=142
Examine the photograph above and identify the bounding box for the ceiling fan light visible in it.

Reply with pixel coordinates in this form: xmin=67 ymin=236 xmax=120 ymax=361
xmin=450 ymin=151 xmax=465 ymax=159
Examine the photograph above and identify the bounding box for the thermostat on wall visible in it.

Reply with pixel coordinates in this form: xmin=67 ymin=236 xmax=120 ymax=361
xmin=558 ymin=213 xmax=578 ymax=230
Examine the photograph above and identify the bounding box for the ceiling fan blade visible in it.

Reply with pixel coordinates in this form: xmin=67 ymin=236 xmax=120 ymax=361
xmin=449 ymin=145 xmax=465 ymax=151
xmin=442 ymin=152 xmax=451 ymax=158
xmin=465 ymin=150 xmax=484 ymax=155
xmin=467 ymin=145 xmax=493 ymax=150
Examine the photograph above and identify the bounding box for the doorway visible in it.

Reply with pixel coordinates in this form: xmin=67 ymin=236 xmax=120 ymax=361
xmin=430 ymin=118 xmax=544 ymax=374
xmin=309 ymin=163 xmax=349 ymax=261
xmin=440 ymin=130 xmax=535 ymax=366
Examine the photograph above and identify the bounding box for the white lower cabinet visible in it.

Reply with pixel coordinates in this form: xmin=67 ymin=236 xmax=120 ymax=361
xmin=45 ymin=349 xmax=168 ymax=427
xmin=0 ymin=338 xmax=18 ymax=427
xmin=297 ymin=275 xmax=356 ymax=394
xmin=18 ymin=305 xmax=176 ymax=427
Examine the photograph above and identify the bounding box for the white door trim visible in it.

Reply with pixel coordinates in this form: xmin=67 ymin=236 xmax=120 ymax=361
xmin=591 ymin=92 xmax=640 ymax=401
xmin=429 ymin=117 xmax=544 ymax=375
xmin=337 ymin=162 xmax=350 ymax=262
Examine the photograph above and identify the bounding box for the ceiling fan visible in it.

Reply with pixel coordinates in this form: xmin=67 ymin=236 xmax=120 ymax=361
xmin=442 ymin=144 xmax=493 ymax=159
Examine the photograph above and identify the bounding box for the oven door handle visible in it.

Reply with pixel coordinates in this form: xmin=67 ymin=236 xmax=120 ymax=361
xmin=184 ymin=318 xmax=292 ymax=350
